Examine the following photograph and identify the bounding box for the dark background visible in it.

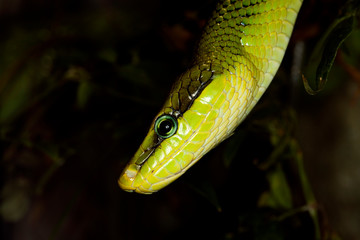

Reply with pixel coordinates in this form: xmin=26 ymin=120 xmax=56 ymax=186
xmin=1 ymin=0 xmax=360 ymax=239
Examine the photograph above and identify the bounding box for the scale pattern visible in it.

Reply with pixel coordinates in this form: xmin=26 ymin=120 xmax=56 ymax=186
xmin=119 ymin=0 xmax=303 ymax=193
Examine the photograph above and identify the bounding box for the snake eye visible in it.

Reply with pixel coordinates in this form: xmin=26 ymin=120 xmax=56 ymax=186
xmin=154 ymin=114 xmax=178 ymax=139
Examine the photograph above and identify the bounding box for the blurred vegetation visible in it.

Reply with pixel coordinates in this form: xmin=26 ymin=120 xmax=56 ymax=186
xmin=1 ymin=0 xmax=360 ymax=239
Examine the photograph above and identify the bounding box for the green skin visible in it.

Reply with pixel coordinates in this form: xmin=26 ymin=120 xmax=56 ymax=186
xmin=119 ymin=0 xmax=303 ymax=194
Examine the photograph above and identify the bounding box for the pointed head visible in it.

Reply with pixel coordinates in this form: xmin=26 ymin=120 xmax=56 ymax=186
xmin=118 ymin=66 xmax=219 ymax=193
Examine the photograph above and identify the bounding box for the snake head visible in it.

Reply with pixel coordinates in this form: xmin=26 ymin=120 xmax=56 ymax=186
xmin=118 ymin=108 xmax=206 ymax=194
xmin=118 ymin=60 xmax=261 ymax=194
xmin=118 ymin=66 xmax=220 ymax=194
xmin=118 ymin=111 xmax=193 ymax=194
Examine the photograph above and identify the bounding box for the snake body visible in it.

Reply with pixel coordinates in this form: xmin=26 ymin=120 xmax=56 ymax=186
xmin=119 ymin=0 xmax=303 ymax=193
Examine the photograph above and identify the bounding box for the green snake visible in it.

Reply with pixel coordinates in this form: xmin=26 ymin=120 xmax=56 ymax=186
xmin=119 ymin=0 xmax=303 ymax=193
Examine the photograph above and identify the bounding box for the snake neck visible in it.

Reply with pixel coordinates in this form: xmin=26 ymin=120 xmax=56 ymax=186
xmin=166 ymin=0 xmax=305 ymax=122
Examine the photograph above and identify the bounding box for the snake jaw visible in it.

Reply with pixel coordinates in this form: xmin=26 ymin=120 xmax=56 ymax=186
xmin=118 ymin=164 xmax=137 ymax=192
xmin=118 ymin=119 xmax=190 ymax=194
xmin=118 ymin=128 xmax=161 ymax=193
xmin=118 ymin=159 xmax=181 ymax=194
xmin=118 ymin=163 xmax=158 ymax=194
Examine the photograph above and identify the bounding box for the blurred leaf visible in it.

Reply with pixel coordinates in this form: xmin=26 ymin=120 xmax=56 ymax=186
xmin=188 ymin=178 xmax=222 ymax=212
xmin=35 ymin=144 xmax=66 ymax=194
xmin=290 ymin=139 xmax=321 ymax=240
xmin=117 ymin=64 xmax=152 ymax=87
xmin=238 ymin=211 xmax=286 ymax=240
xmin=98 ymin=48 xmax=117 ymax=63
xmin=0 ymin=73 xmax=32 ymax=124
xmin=258 ymin=164 xmax=292 ymax=210
xmin=0 ymin=179 xmax=30 ymax=222
xmin=222 ymin=129 xmax=246 ymax=168
xmin=329 ymin=233 xmax=343 ymax=240
xmin=48 ymin=186 xmax=83 ymax=240
xmin=76 ymin=81 xmax=93 ymax=109
xmin=302 ymin=0 xmax=359 ymax=95
xmin=63 ymin=66 xmax=92 ymax=109
xmin=257 ymin=108 xmax=296 ymax=170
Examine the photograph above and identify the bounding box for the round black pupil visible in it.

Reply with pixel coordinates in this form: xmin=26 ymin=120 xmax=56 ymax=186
xmin=158 ymin=120 xmax=172 ymax=136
